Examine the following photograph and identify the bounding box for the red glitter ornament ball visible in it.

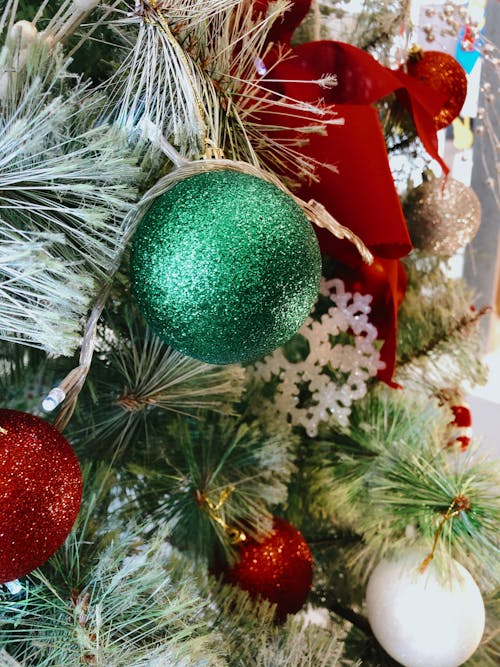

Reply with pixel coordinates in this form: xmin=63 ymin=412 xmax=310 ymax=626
xmin=406 ymin=50 xmax=467 ymax=129
xmin=225 ymin=517 xmax=313 ymax=617
xmin=0 ymin=409 xmax=82 ymax=583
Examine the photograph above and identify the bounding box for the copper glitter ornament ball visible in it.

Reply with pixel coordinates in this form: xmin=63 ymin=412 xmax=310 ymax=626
xmin=406 ymin=50 xmax=467 ymax=129
xmin=404 ymin=176 xmax=481 ymax=255
xmin=0 ymin=409 xmax=82 ymax=583
xmin=225 ymin=517 xmax=313 ymax=617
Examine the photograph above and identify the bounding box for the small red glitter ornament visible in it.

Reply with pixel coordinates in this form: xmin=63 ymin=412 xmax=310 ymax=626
xmin=451 ymin=405 xmax=472 ymax=429
xmin=448 ymin=404 xmax=472 ymax=451
xmin=0 ymin=409 xmax=82 ymax=583
xmin=225 ymin=517 xmax=313 ymax=617
xmin=406 ymin=49 xmax=467 ymax=129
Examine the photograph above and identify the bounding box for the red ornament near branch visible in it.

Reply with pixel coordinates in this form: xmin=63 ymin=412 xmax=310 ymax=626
xmin=224 ymin=516 xmax=313 ymax=617
xmin=0 ymin=409 xmax=82 ymax=583
xmin=448 ymin=403 xmax=473 ymax=451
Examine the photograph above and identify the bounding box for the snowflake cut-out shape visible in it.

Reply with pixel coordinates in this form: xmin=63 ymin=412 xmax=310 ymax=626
xmin=253 ymin=278 xmax=385 ymax=437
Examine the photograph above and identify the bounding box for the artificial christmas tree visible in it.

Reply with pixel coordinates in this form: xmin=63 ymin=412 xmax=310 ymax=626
xmin=0 ymin=1 xmax=498 ymax=665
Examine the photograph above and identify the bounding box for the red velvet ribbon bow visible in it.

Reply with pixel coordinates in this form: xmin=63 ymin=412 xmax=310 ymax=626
xmin=249 ymin=0 xmax=449 ymax=383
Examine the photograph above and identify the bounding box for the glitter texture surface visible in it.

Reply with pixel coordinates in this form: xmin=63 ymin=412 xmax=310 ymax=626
xmin=407 ymin=51 xmax=467 ymax=130
xmin=0 ymin=409 xmax=82 ymax=583
xmin=226 ymin=516 xmax=313 ymax=617
xmin=405 ymin=176 xmax=481 ymax=255
xmin=130 ymin=170 xmax=321 ymax=365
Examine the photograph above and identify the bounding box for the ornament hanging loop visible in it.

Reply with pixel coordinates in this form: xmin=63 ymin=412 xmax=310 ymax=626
xmin=300 ymin=199 xmax=373 ymax=264
xmin=135 ymin=158 xmax=373 ymax=265
xmin=197 ymin=486 xmax=247 ymax=545
xmin=419 ymin=495 xmax=471 ymax=572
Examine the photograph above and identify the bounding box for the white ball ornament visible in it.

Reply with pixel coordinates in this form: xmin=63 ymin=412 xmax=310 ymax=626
xmin=366 ymin=550 xmax=485 ymax=667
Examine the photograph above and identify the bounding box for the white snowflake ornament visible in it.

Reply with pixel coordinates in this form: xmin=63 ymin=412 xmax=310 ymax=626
xmin=253 ymin=279 xmax=385 ymax=437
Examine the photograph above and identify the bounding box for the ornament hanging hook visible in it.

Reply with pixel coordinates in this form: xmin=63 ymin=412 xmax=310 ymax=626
xmin=197 ymin=486 xmax=247 ymax=544
xmin=419 ymin=494 xmax=471 ymax=572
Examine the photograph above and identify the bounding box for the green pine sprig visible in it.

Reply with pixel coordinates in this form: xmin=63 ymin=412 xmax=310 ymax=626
xmin=121 ymin=411 xmax=299 ymax=563
xmin=66 ymin=300 xmax=246 ymax=454
xmin=304 ymin=387 xmax=500 ymax=587
xmin=396 ymin=255 xmax=488 ymax=392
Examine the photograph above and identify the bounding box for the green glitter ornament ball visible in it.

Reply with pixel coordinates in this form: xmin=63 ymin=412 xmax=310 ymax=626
xmin=130 ymin=170 xmax=321 ymax=364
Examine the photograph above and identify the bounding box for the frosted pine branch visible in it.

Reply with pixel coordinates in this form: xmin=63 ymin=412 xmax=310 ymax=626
xmin=0 ymin=469 xmax=221 ymax=667
xmin=0 ymin=43 xmax=140 ymax=355
xmin=99 ymin=0 xmax=342 ymax=180
xmin=101 ymin=0 xmax=225 ymax=157
xmin=0 ymin=228 xmax=91 ymax=355
xmin=208 ymin=581 xmax=352 ymax=666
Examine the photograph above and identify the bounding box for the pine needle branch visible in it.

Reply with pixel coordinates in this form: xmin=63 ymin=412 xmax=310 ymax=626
xmin=305 ymin=388 xmax=500 ymax=588
xmin=112 ymin=317 xmax=245 ymax=417
xmin=397 ymin=305 xmax=491 ymax=367
xmin=100 ymin=0 xmax=221 ymax=158
xmin=207 ymin=580 xmax=354 ymax=666
xmin=0 ymin=228 xmax=91 ymax=355
xmin=42 ymin=0 xmax=100 ymax=45
xmin=0 ymin=40 xmax=141 ymax=355
xmin=395 ymin=255 xmax=488 ymax=393
xmin=122 ymin=412 xmax=298 ymax=563
xmin=65 ymin=301 xmax=245 ymax=452
xmin=99 ymin=0 xmax=343 ymax=182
